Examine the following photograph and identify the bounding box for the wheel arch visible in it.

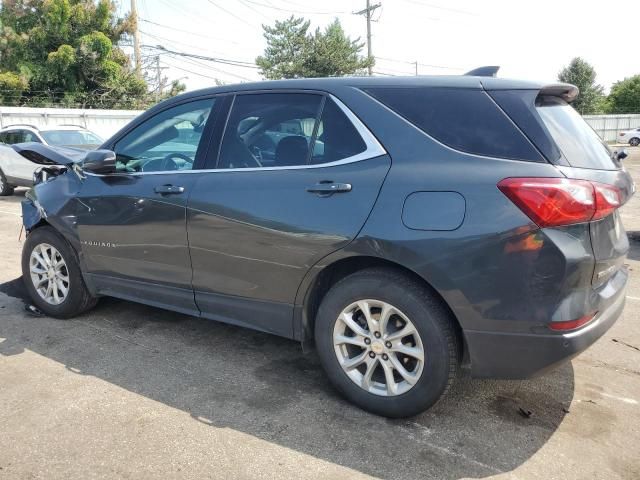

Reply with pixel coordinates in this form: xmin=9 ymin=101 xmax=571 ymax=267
xmin=296 ymin=255 xmax=466 ymax=358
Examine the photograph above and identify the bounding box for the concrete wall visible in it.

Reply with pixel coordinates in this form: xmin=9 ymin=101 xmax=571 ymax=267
xmin=0 ymin=106 xmax=143 ymax=140
xmin=583 ymin=114 xmax=640 ymax=142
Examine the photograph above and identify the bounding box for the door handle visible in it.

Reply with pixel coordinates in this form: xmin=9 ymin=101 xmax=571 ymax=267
xmin=154 ymin=184 xmax=185 ymax=195
xmin=306 ymin=182 xmax=352 ymax=195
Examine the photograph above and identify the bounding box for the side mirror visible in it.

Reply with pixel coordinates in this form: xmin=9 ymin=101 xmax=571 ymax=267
xmin=615 ymin=149 xmax=628 ymax=161
xmin=83 ymin=149 xmax=117 ymax=174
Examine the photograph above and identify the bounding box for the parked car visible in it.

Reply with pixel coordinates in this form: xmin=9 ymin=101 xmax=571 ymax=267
xmin=619 ymin=127 xmax=640 ymax=146
xmin=0 ymin=124 xmax=103 ymax=195
xmin=15 ymin=72 xmax=633 ymax=418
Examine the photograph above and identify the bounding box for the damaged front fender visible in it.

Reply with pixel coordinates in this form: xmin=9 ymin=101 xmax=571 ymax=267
xmin=21 ymin=167 xmax=83 ymax=245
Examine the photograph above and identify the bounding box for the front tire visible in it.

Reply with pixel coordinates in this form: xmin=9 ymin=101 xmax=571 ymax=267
xmin=314 ymin=268 xmax=460 ymax=418
xmin=630 ymin=137 xmax=640 ymax=147
xmin=22 ymin=226 xmax=97 ymax=318
xmin=0 ymin=169 xmax=15 ymax=196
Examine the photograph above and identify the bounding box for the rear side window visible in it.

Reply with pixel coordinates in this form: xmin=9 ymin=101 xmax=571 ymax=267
xmin=311 ymin=98 xmax=367 ymax=164
xmin=535 ymin=96 xmax=618 ymax=170
xmin=217 ymin=94 xmax=368 ymax=169
xmin=363 ymin=87 xmax=543 ymax=162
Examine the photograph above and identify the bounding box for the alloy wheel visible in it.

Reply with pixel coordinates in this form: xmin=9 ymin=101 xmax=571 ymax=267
xmin=333 ymin=299 xmax=425 ymax=396
xmin=29 ymin=243 xmax=70 ymax=305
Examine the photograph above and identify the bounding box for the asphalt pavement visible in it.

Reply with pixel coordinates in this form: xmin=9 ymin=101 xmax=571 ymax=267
xmin=0 ymin=150 xmax=639 ymax=480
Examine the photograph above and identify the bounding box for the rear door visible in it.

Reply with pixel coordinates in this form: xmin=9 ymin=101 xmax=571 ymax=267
xmin=187 ymin=92 xmax=390 ymax=337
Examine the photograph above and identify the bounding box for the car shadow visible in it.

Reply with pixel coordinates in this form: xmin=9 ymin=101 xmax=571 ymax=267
xmin=0 ymin=280 xmax=574 ymax=479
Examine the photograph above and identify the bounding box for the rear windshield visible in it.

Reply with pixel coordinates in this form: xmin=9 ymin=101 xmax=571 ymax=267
xmin=41 ymin=130 xmax=103 ymax=147
xmin=536 ymin=96 xmax=618 ymax=170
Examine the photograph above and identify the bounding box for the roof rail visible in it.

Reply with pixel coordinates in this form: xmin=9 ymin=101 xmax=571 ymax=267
xmin=464 ymin=66 xmax=500 ymax=77
xmin=57 ymin=124 xmax=88 ymax=129
xmin=1 ymin=123 xmax=39 ymax=131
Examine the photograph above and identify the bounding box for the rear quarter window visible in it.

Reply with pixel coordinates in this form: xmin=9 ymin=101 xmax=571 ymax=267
xmin=363 ymin=87 xmax=544 ymax=162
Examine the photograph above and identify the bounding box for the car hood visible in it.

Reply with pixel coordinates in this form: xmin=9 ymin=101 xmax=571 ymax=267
xmin=11 ymin=142 xmax=87 ymax=166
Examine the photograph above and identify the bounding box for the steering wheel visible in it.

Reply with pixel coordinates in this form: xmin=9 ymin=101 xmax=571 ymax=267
xmin=163 ymin=153 xmax=194 ymax=170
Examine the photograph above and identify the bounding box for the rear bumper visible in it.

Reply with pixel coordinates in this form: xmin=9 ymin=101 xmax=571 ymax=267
xmin=464 ymin=270 xmax=627 ymax=379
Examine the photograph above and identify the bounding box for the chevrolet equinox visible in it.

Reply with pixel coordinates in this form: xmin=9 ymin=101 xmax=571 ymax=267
xmin=16 ymin=71 xmax=633 ymax=417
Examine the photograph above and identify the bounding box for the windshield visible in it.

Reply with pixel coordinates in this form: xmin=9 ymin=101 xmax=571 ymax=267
xmin=536 ymin=97 xmax=618 ymax=170
xmin=41 ymin=130 xmax=103 ymax=148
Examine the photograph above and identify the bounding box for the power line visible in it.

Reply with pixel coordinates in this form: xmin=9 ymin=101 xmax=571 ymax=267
xmin=144 ymin=45 xmax=259 ymax=69
xmin=139 ymin=18 xmax=243 ymax=45
xmin=139 ymin=30 xmax=255 ymax=63
xmin=205 ymin=0 xmax=261 ymax=30
xmin=375 ymin=56 xmax=464 ymax=71
xmin=396 ymin=0 xmax=479 ymax=16
xmin=160 ymin=57 xmax=253 ymax=82
xmin=242 ymin=0 xmax=348 ymax=15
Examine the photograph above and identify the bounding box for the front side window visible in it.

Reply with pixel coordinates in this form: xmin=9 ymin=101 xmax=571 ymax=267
xmin=114 ymin=98 xmax=216 ymax=173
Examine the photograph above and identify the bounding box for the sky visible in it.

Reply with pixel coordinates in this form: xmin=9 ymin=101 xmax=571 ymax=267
xmin=119 ymin=0 xmax=637 ymax=93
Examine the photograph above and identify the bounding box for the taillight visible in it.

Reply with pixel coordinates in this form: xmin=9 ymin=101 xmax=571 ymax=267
xmin=619 ymin=132 xmax=625 ymax=136
xmin=593 ymin=182 xmax=622 ymax=220
xmin=498 ymin=177 xmax=622 ymax=227
xmin=548 ymin=313 xmax=597 ymax=331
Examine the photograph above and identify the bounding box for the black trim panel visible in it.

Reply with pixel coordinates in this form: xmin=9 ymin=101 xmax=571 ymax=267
xmin=89 ymin=274 xmax=199 ymax=316
xmin=195 ymin=290 xmax=294 ymax=339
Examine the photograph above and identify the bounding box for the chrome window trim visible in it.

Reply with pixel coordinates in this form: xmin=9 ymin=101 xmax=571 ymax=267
xmin=85 ymin=94 xmax=386 ymax=177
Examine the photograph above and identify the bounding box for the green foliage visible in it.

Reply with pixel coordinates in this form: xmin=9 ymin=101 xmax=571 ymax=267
xmin=0 ymin=70 xmax=28 ymax=104
xmin=0 ymin=0 xmax=154 ymax=108
xmin=606 ymin=75 xmax=640 ymax=114
xmin=558 ymin=57 xmax=605 ymax=114
xmin=256 ymin=16 xmax=311 ymax=80
xmin=256 ymin=16 xmax=372 ymax=79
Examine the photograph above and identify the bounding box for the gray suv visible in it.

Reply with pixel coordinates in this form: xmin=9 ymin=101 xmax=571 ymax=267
xmin=17 ymin=73 xmax=633 ymax=417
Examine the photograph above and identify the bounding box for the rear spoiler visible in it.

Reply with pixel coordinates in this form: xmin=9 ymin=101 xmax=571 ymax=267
xmin=538 ymin=83 xmax=579 ymax=103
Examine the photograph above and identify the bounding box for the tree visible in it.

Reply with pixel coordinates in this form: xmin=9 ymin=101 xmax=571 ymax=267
xmin=0 ymin=0 xmax=151 ymax=108
xmin=304 ymin=20 xmax=373 ymax=77
xmin=256 ymin=16 xmax=311 ymax=80
xmin=256 ymin=16 xmax=372 ymax=79
xmin=557 ymin=57 xmax=605 ymax=114
xmin=606 ymin=75 xmax=640 ymax=114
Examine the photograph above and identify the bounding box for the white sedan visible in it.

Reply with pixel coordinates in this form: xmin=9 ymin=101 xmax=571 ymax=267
xmin=0 ymin=124 xmax=102 ymax=196
xmin=619 ymin=127 xmax=640 ymax=147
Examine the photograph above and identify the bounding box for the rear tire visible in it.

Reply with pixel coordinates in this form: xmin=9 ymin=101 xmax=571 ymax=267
xmin=630 ymin=137 xmax=640 ymax=147
xmin=22 ymin=226 xmax=97 ymax=318
xmin=0 ymin=170 xmax=15 ymax=196
xmin=314 ymin=268 xmax=460 ymax=418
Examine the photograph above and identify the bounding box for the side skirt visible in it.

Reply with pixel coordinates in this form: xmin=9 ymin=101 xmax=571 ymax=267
xmin=86 ymin=274 xmax=296 ymax=339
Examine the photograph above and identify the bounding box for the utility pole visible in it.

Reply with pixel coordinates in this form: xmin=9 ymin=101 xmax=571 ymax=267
xmin=354 ymin=0 xmax=381 ymax=76
xmin=131 ymin=0 xmax=142 ymax=78
xmin=414 ymin=61 xmax=418 ymax=76
xmin=154 ymin=55 xmax=168 ymax=101
xmin=155 ymin=56 xmax=162 ymax=100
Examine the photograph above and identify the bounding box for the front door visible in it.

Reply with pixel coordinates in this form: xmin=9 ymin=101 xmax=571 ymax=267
xmin=187 ymin=93 xmax=390 ymax=336
xmin=75 ymin=97 xmax=218 ymax=313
